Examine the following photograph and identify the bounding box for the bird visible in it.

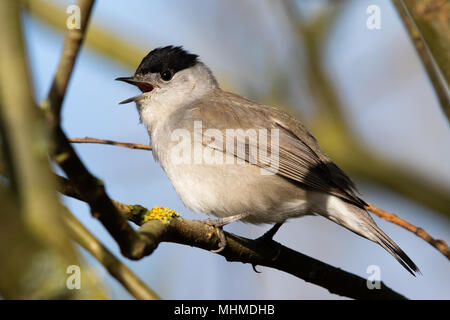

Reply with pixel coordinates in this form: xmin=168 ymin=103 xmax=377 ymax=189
xmin=116 ymin=45 xmax=419 ymax=275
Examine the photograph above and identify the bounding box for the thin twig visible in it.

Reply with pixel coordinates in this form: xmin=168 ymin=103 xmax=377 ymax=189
xmin=69 ymin=137 xmax=152 ymax=151
xmin=365 ymin=202 xmax=450 ymax=259
xmin=63 ymin=208 xmax=161 ymax=300
xmin=57 ymin=175 xmax=407 ymax=300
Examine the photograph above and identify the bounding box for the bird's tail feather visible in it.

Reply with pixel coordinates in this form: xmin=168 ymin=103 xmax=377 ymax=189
xmin=369 ymin=225 xmax=420 ymax=276
xmin=319 ymin=195 xmax=420 ymax=276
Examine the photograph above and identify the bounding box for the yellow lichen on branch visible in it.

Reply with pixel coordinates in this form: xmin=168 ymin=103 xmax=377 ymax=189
xmin=143 ymin=206 xmax=181 ymax=225
xmin=125 ymin=204 xmax=181 ymax=226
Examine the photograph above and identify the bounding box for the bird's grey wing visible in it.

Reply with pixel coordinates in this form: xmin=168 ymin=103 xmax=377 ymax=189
xmin=175 ymin=90 xmax=365 ymax=207
xmin=272 ymin=121 xmax=365 ymax=207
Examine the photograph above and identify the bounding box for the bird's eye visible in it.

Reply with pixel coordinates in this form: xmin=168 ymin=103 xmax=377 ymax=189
xmin=160 ymin=70 xmax=172 ymax=81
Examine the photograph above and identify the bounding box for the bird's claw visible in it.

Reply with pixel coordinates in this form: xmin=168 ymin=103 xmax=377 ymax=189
xmin=252 ymin=264 xmax=262 ymax=273
xmin=210 ymin=226 xmax=227 ymax=253
xmin=201 ymin=213 xmax=249 ymax=253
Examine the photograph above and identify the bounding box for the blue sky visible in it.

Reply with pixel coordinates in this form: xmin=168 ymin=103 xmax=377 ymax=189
xmin=22 ymin=0 xmax=449 ymax=299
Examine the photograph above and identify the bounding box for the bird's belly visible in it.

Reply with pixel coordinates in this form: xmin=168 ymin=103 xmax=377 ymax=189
xmin=160 ymin=159 xmax=310 ymax=224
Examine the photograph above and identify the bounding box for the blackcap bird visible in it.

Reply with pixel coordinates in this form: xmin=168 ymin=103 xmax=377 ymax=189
xmin=116 ymin=46 xmax=419 ymax=275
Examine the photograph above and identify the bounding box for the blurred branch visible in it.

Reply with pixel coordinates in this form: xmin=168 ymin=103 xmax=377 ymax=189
xmin=0 ymin=0 xmax=104 ymax=299
xmin=39 ymin=0 xmax=154 ymax=260
xmin=69 ymin=137 xmax=152 ymax=151
xmin=365 ymin=202 xmax=449 ymax=259
xmin=42 ymin=0 xmax=95 ymax=120
xmin=283 ymin=0 xmax=348 ymax=122
xmin=0 ymin=116 xmax=16 ymax=192
xmin=0 ymin=187 xmax=79 ymax=299
xmin=63 ymin=208 xmax=161 ymax=300
xmin=281 ymin=0 xmax=450 ymax=217
xmin=399 ymin=0 xmax=450 ymax=85
xmin=0 ymin=0 xmax=67 ymax=250
xmin=392 ymin=0 xmax=450 ymax=121
xmin=57 ymin=176 xmax=407 ymax=300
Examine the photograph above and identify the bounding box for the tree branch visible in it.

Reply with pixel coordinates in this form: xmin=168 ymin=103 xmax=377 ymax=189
xmin=140 ymin=217 xmax=407 ymax=300
xmin=56 ymin=174 xmax=407 ymax=300
xmin=69 ymin=137 xmax=152 ymax=151
xmin=40 ymin=0 xmax=153 ymax=260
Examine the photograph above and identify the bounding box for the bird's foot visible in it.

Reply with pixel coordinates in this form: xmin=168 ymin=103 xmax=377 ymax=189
xmin=201 ymin=213 xmax=250 ymax=253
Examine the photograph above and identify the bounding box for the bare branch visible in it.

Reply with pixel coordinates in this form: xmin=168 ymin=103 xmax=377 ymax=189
xmin=69 ymin=137 xmax=152 ymax=151
xmin=140 ymin=218 xmax=407 ymax=300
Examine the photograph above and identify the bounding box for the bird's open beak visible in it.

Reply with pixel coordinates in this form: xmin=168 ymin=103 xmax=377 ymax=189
xmin=115 ymin=76 xmax=155 ymax=104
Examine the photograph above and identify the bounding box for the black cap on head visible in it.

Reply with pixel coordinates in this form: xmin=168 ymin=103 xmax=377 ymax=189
xmin=135 ymin=46 xmax=199 ymax=76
